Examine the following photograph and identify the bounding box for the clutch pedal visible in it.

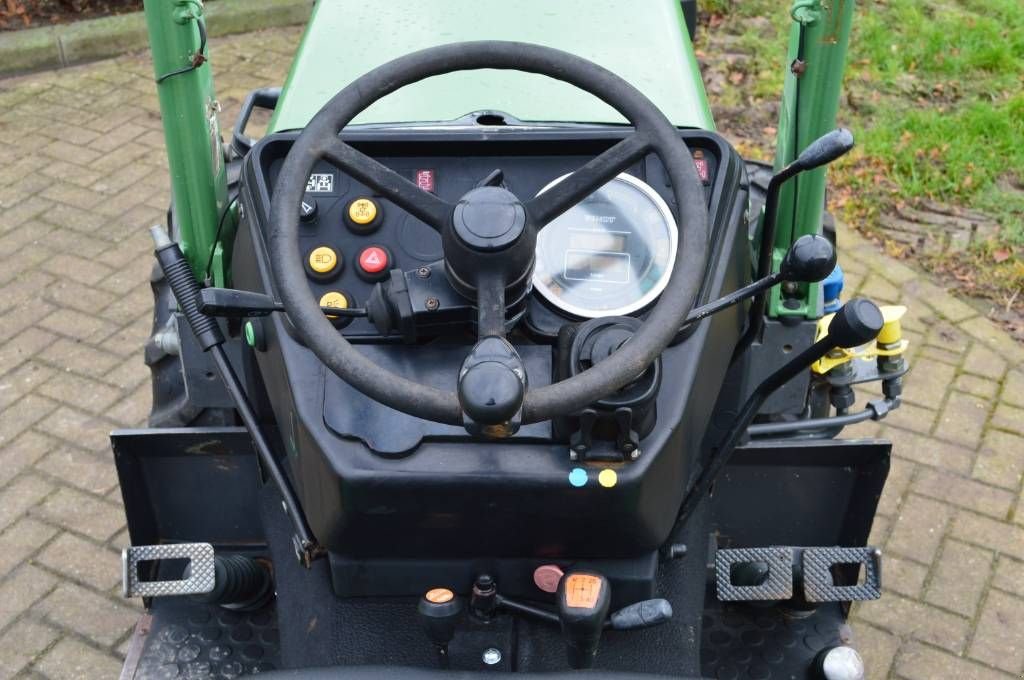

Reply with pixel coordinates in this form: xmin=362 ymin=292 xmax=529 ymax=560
xmin=122 ymin=542 xmax=216 ymax=598
xmin=802 ymin=546 xmax=882 ymax=602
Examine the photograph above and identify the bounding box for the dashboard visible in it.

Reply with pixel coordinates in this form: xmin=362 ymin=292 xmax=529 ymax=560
xmin=239 ymin=127 xmax=732 ymax=340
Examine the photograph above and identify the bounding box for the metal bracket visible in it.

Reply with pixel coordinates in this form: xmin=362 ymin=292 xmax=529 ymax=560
xmin=802 ymin=546 xmax=882 ymax=602
xmin=122 ymin=543 xmax=216 ymax=598
xmin=715 ymin=547 xmax=794 ymax=601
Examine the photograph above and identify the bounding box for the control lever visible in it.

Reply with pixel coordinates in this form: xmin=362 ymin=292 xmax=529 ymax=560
xmin=197 ymin=287 xmax=367 ymax=318
xmin=556 ymin=571 xmax=611 ymax=669
xmin=680 ymin=233 xmax=835 ymax=332
xmin=736 ymin=128 xmax=855 ymax=355
xmin=417 ymin=588 xmax=463 ymax=669
xmin=677 ymin=298 xmax=885 ymax=525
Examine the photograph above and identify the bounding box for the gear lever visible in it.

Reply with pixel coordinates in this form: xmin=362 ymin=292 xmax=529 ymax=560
xmin=556 ymin=571 xmax=611 ymax=669
xmin=417 ymin=587 xmax=463 ymax=668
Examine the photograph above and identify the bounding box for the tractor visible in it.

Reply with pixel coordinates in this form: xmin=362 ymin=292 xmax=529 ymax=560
xmin=114 ymin=1 xmax=910 ymax=678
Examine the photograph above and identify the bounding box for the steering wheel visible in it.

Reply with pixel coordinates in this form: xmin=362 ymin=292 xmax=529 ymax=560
xmin=269 ymin=41 xmax=708 ymax=430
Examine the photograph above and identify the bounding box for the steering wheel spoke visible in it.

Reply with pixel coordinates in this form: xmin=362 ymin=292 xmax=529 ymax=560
xmin=319 ymin=137 xmax=452 ymax=231
xmin=526 ymin=132 xmax=651 ymax=228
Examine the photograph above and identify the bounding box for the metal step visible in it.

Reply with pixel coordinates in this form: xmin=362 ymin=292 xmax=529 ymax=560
xmin=122 ymin=542 xmax=216 ymax=598
xmin=715 ymin=545 xmax=882 ymax=603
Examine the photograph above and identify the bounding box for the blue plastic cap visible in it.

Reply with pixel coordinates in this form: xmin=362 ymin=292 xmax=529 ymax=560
xmin=822 ymin=263 xmax=845 ymax=313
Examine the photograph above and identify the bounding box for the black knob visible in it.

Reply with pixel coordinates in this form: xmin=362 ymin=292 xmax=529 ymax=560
xmin=827 ymin=298 xmax=884 ymax=349
xmin=417 ymin=588 xmax=464 ymax=649
xmin=793 ymin=128 xmax=855 ymax=172
xmin=459 ymin=362 xmax=523 ymax=425
xmin=779 ymin=234 xmax=836 ymax=283
xmin=556 ymin=572 xmax=611 ymax=669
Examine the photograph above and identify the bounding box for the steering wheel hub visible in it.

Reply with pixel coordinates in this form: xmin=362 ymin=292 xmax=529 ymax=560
xmin=452 ymin=187 xmax=526 ymax=249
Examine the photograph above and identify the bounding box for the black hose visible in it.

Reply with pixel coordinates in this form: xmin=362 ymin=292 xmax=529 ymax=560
xmin=747 ymin=398 xmax=899 ymax=437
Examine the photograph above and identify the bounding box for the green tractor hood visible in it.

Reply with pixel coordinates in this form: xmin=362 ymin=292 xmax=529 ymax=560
xmin=269 ymin=0 xmax=714 ymax=132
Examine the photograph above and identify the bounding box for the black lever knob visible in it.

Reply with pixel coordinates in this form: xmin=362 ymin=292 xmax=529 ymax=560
xmin=826 ymin=297 xmax=884 ymax=349
xmin=418 ymin=587 xmax=463 ymax=668
xmin=608 ymin=598 xmax=673 ymax=631
xmin=792 ymin=128 xmax=855 ymax=172
xmin=779 ymin=234 xmax=837 ymax=283
xmin=556 ymin=572 xmax=611 ymax=669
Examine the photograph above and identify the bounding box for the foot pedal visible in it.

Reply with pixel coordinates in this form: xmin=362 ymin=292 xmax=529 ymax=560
xmin=122 ymin=543 xmax=216 ymax=598
xmin=802 ymin=546 xmax=882 ymax=602
xmin=715 ymin=547 xmax=794 ymax=601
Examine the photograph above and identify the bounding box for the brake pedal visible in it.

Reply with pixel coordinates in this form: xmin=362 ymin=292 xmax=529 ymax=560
xmin=715 ymin=546 xmax=794 ymax=601
xmin=802 ymin=546 xmax=882 ymax=602
xmin=122 ymin=542 xmax=216 ymax=598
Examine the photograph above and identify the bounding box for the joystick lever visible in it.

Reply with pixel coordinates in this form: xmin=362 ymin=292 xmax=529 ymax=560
xmin=417 ymin=587 xmax=463 ymax=669
xmin=556 ymin=571 xmax=611 ymax=669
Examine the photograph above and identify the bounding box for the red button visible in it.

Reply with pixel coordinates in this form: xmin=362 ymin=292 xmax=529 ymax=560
xmin=358 ymin=246 xmax=389 ymax=274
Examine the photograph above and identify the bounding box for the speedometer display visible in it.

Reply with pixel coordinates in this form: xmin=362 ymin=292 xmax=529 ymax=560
xmin=532 ymin=173 xmax=677 ymax=318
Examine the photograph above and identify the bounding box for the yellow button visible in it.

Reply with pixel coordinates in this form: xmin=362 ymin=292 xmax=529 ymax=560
xmin=319 ymin=291 xmax=349 ymax=318
xmin=598 ymin=469 xmax=618 ymax=488
xmin=348 ymin=198 xmax=378 ymax=225
xmin=308 ymin=246 xmax=338 ymax=274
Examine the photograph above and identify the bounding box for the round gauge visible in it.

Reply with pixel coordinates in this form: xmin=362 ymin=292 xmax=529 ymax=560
xmin=532 ymin=173 xmax=678 ymax=318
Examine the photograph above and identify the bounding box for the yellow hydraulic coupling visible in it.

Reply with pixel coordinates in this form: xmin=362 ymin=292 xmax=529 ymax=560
xmin=812 ymin=305 xmax=908 ymax=375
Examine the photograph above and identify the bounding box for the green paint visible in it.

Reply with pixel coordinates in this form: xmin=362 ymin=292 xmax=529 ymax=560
xmin=144 ymin=0 xmax=230 ymax=283
xmin=270 ymin=0 xmax=713 ymax=132
xmin=768 ymin=0 xmax=854 ymax=318
xmin=244 ymin=321 xmax=256 ymax=347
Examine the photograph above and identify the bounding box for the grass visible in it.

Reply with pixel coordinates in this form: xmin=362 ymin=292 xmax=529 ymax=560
xmin=696 ymin=0 xmax=1024 ymax=308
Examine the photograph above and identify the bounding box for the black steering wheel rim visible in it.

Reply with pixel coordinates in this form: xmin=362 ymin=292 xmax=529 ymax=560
xmin=269 ymin=40 xmax=709 ymax=426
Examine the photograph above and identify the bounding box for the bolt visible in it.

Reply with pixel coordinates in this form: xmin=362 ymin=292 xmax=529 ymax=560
xmin=569 ymin=451 xmax=579 ymax=461
xmin=482 ymin=648 xmax=502 ymax=666
xmin=417 ymin=267 xmax=431 ymax=279
xmin=791 ymin=59 xmax=807 ymax=76
xmin=630 ymin=449 xmax=641 ymax=460
xmin=425 ymin=297 xmax=440 ymax=311
xmin=782 ymin=281 xmax=800 ymax=295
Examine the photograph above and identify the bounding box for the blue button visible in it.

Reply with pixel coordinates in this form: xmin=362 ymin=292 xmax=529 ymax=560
xmin=568 ymin=468 xmax=588 ymax=488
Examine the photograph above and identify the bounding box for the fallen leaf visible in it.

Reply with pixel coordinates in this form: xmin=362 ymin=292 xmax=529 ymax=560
xmin=993 ymin=249 xmax=1011 ymax=263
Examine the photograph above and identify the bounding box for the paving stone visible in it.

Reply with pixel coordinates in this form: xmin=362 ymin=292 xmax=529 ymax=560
xmin=0 ymin=474 xmax=56 ymax=533
xmin=989 ymin=402 xmax=1024 ymax=437
xmin=37 ymin=581 xmax=138 ymax=646
xmin=884 ymin=426 xmax=975 ymax=476
xmin=925 ymin=540 xmax=994 ymax=617
xmin=1002 ymin=369 xmax=1024 ymax=408
xmin=33 ymin=487 xmax=125 ymax=543
xmin=35 ymin=446 xmax=120 ymax=496
xmin=35 ymin=372 xmax=122 ymax=415
xmin=850 ymin=621 xmax=900 ymax=679
xmin=0 ymin=361 xmax=56 ymax=412
xmin=955 ymin=373 xmax=999 ymax=400
xmin=992 ymin=556 xmax=1024 ymax=593
xmin=0 ymin=517 xmax=59 ymax=579
xmin=934 ymin=391 xmax=990 ymax=450
xmin=901 ymin=358 xmax=956 ymax=409
xmin=959 ymin=316 xmax=1024 ymax=366
xmin=950 ymin=511 xmax=1024 ymax=561
xmin=962 ymin=343 xmax=1009 ymax=380
xmin=911 ymin=467 xmax=1015 ymax=519
xmin=854 ymin=591 xmax=970 ymax=653
xmin=876 ymin=455 xmax=916 ymax=517
xmin=886 ymin=494 xmax=953 ymax=564
xmin=36 ymin=531 xmax=122 ymax=593
xmin=894 ymin=640 xmax=1015 ymax=680
xmin=34 ymin=636 xmax=123 ymax=680
xmin=0 ymin=564 xmax=58 ymax=630
xmin=969 ymin=589 xmax=1024 ymax=673
xmin=0 ymin=619 xmax=60 ymax=680
xmin=972 ymin=430 xmax=1024 ymax=491
xmin=883 ymin=554 xmax=929 ymax=598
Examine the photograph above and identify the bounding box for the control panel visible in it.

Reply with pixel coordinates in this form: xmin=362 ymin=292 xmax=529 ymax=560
xmin=244 ymin=128 xmax=729 ymax=339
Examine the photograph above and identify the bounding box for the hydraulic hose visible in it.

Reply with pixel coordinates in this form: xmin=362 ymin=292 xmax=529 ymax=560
xmin=747 ymin=398 xmax=899 ymax=437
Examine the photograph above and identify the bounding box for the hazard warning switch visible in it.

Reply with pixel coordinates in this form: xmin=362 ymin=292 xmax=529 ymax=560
xmin=357 ymin=245 xmax=391 ymax=281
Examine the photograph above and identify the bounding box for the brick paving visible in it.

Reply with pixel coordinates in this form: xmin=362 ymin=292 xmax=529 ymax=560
xmin=0 ymin=26 xmax=1021 ymax=680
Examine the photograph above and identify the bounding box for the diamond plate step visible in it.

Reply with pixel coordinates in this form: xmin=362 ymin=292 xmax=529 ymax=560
xmin=122 ymin=543 xmax=216 ymax=598
xmin=802 ymin=546 xmax=882 ymax=603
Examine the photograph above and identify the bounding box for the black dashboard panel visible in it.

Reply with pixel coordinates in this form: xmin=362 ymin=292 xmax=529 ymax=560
xmin=233 ymin=125 xmax=750 ymax=563
xmin=241 ymin=127 xmax=729 ymax=339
